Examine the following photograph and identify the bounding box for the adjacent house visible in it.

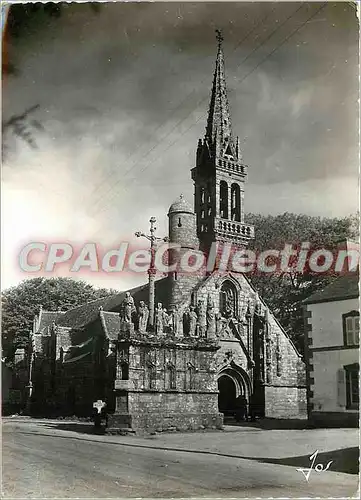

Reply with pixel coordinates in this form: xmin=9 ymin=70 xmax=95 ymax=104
xmin=304 ymin=269 xmax=359 ymax=427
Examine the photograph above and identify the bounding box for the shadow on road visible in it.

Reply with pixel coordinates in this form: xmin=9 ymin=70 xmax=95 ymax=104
xmin=43 ymin=422 xmax=106 ymax=435
xmin=252 ymin=448 xmax=359 ymax=475
xmin=224 ymin=416 xmax=309 ymax=430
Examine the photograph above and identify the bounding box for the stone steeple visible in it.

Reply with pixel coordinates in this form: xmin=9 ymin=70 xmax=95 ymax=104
xmin=191 ymin=30 xmax=254 ymax=253
xmin=205 ymin=29 xmax=236 ymax=159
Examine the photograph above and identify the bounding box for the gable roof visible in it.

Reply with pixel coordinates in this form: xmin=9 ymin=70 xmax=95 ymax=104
xmin=303 ymin=272 xmax=360 ymax=305
xmin=37 ymin=310 xmax=65 ymax=333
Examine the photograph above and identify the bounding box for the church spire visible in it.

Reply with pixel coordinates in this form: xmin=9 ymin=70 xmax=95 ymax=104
xmin=205 ymin=29 xmax=233 ymax=155
xmin=191 ymin=29 xmax=254 ymax=253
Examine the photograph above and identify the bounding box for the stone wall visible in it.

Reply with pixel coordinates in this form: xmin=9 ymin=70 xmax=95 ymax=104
xmin=128 ymin=392 xmax=222 ymax=432
xmin=265 ymin=386 xmax=307 ymax=419
xmin=110 ymin=338 xmax=223 ymax=432
xmin=194 ymin=271 xmax=305 ymax=384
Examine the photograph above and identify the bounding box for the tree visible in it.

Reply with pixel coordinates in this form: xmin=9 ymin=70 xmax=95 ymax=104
xmin=1 ymin=277 xmax=116 ymax=359
xmin=244 ymin=212 xmax=359 ymax=355
xmin=2 ymin=105 xmax=43 ymax=161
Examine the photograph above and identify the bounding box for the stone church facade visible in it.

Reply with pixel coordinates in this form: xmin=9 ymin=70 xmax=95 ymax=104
xmin=28 ymin=34 xmax=307 ymax=432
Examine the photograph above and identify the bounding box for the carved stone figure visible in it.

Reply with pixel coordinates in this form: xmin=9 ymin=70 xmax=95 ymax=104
xmin=197 ymin=300 xmax=207 ymax=337
xmin=107 ymin=340 xmax=116 ymax=357
xmin=206 ymin=296 xmax=216 ymax=339
xmin=189 ymin=306 xmax=198 ymax=337
xmin=169 ymin=305 xmax=179 ymax=336
xmin=182 ymin=309 xmax=191 ymax=336
xmin=138 ymin=301 xmax=149 ymax=333
xmin=265 ymin=334 xmax=272 ymax=384
xmin=155 ymin=302 xmax=164 ymax=336
xmin=255 ymin=300 xmax=262 ymax=316
xmin=121 ymin=292 xmax=135 ymax=323
xmin=215 ymin=312 xmax=223 ymax=336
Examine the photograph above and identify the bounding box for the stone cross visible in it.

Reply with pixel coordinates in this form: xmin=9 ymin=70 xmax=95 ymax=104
xmin=135 ymin=218 xmax=169 ymax=329
xmin=93 ymin=400 xmax=106 ymax=414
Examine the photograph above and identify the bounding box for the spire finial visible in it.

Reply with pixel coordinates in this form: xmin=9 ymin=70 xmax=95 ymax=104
xmin=215 ymin=29 xmax=223 ymax=47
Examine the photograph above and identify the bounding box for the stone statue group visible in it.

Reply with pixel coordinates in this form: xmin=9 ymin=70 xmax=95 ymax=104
xmin=120 ymin=292 xmax=218 ymax=339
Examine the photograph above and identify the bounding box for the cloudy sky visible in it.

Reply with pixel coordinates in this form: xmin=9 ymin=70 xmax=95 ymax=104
xmin=2 ymin=1 xmax=359 ymax=292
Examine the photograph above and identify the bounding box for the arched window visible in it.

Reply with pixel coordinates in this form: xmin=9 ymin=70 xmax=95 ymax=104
xmin=231 ymin=184 xmax=241 ymax=222
xmin=207 ymin=181 xmax=212 ymax=203
xmin=220 ymin=181 xmax=228 ymax=219
xmin=200 ymin=187 xmax=205 ymax=204
xmin=187 ymin=363 xmax=196 ymax=390
xmin=220 ymin=281 xmax=237 ymax=318
xmin=146 ymin=361 xmax=156 ymax=389
xmin=166 ymin=364 xmax=176 ymax=390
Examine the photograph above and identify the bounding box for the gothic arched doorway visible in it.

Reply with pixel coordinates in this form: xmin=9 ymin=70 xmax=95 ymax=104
xmin=217 ymin=367 xmax=251 ymax=421
xmin=218 ymin=375 xmax=236 ymax=415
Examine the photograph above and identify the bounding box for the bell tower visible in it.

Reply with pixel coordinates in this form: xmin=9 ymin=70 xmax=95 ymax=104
xmin=191 ymin=30 xmax=254 ymax=254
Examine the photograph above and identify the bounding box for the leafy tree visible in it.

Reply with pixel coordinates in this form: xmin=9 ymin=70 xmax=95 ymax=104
xmin=1 ymin=277 xmax=116 ymax=359
xmin=244 ymin=212 xmax=359 ymax=354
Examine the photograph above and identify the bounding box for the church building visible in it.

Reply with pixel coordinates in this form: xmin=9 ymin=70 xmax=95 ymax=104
xmin=28 ymin=33 xmax=307 ymax=433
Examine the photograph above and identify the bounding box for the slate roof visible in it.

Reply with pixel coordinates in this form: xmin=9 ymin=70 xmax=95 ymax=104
xmin=37 ymin=310 xmax=65 ymax=333
xmin=168 ymin=195 xmax=194 ymax=215
xmin=99 ymin=311 xmax=121 ymax=340
xmin=303 ymin=272 xmax=359 ymax=305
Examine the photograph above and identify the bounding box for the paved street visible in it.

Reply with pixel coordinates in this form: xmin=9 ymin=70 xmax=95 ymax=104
xmin=2 ymin=418 xmax=359 ymax=498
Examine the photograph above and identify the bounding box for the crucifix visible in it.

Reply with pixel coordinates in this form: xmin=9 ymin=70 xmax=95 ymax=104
xmin=135 ymin=217 xmax=169 ymax=329
xmin=93 ymin=399 xmax=106 ymax=414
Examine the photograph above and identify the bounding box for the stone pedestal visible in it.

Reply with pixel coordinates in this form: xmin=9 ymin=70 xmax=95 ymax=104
xmin=106 ymin=413 xmax=133 ymax=434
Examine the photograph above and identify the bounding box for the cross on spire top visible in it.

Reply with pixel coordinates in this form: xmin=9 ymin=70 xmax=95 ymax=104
xmin=215 ymin=29 xmax=223 ymax=46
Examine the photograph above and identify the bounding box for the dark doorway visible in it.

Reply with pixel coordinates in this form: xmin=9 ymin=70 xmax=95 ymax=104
xmin=218 ymin=375 xmax=236 ymax=415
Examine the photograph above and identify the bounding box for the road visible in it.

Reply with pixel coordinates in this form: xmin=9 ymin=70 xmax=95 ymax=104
xmin=2 ymin=418 xmax=359 ymax=498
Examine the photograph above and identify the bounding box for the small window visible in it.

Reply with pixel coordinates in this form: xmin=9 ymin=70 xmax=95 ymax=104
xmin=178 ymin=217 xmax=182 ymax=227
xmin=344 ymin=363 xmax=359 ymax=409
xmin=219 ymin=181 xmax=228 ymax=219
xmin=343 ymin=311 xmax=360 ymax=346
